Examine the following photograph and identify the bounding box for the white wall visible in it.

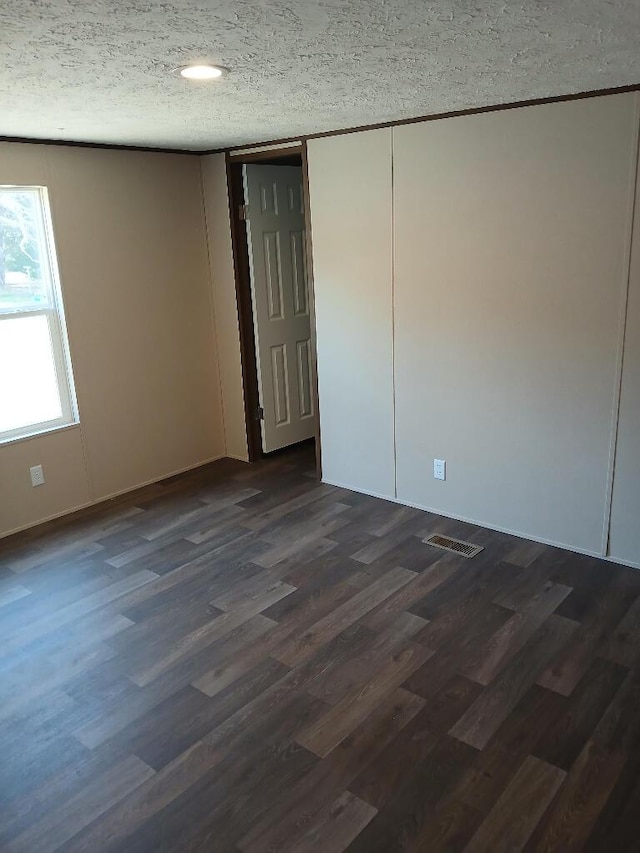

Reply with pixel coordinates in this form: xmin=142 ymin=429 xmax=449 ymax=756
xmin=394 ymin=95 xmax=639 ymax=555
xmin=306 ymin=93 xmax=640 ymax=564
xmin=201 ymin=154 xmax=249 ymax=461
xmin=307 ymin=129 xmax=395 ymax=498
xmin=0 ymin=142 xmax=225 ymax=537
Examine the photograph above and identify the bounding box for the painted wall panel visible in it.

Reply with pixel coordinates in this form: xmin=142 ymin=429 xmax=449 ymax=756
xmin=610 ymin=144 xmax=640 ymax=567
xmin=307 ymin=129 xmax=395 ymax=498
xmin=393 ymin=94 xmax=639 ymax=554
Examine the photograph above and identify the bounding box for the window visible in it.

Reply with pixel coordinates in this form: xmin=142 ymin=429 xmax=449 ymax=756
xmin=0 ymin=186 xmax=77 ymax=442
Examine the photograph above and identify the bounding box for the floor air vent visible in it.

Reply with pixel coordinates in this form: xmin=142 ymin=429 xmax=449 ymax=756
xmin=423 ymin=533 xmax=483 ymax=559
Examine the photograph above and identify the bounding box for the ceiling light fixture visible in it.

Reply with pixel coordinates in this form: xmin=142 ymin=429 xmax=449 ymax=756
xmin=176 ymin=64 xmax=225 ymax=80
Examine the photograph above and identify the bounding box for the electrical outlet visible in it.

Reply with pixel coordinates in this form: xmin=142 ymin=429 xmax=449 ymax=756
xmin=433 ymin=459 xmax=446 ymax=481
xmin=30 ymin=464 xmax=45 ymax=487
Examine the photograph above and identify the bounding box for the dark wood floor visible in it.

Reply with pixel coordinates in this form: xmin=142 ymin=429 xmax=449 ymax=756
xmin=1 ymin=442 xmax=640 ymax=852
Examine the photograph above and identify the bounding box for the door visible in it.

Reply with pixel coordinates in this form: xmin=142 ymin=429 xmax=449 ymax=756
xmin=243 ymin=164 xmax=316 ymax=452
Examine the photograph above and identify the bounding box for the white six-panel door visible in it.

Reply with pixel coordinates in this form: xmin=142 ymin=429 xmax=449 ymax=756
xmin=243 ymin=164 xmax=316 ymax=453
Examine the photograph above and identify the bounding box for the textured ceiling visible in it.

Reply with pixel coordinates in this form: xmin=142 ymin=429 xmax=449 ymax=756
xmin=0 ymin=0 xmax=639 ymax=151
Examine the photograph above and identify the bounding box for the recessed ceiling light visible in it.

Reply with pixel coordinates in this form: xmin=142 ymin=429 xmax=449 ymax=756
xmin=176 ymin=64 xmax=225 ymax=80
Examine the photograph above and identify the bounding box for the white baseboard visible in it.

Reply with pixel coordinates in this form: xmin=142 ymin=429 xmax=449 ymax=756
xmin=1 ymin=454 xmax=226 ymax=540
xmin=95 ymin=455 xmax=226 ymax=504
xmin=322 ymin=477 xmax=640 ymax=572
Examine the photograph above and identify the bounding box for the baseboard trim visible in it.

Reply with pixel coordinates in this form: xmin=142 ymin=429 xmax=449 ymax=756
xmin=0 ymin=454 xmax=226 ymax=541
xmin=95 ymin=455 xmax=227 ymax=504
xmin=322 ymin=477 xmax=640 ymax=572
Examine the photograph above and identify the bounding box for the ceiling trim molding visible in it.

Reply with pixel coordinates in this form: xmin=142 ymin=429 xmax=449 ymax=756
xmin=204 ymin=81 xmax=640 ymax=155
xmin=0 ymin=135 xmax=202 ymax=156
xmin=1 ymin=82 xmax=639 ymax=156
xmin=228 ymin=140 xmax=303 ymax=158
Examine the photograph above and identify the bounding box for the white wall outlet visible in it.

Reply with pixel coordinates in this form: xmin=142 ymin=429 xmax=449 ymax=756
xmin=433 ymin=458 xmax=446 ymax=481
xmin=30 ymin=464 xmax=45 ymax=487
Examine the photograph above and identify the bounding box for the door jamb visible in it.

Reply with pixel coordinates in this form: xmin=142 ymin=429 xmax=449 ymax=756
xmin=226 ymin=154 xmax=262 ymax=463
xmin=225 ymin=144 xmax=322 ymax=476
xmin=301 ymin=143 xmax=322 ymax=479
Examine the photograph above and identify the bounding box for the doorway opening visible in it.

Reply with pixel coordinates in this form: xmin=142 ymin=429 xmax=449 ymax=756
xmin=226 ymin=145 xmax=321 ymax=475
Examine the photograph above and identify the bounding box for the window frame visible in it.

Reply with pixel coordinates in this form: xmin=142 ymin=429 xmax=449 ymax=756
xmin=0 ymin=185 xmax=78 ymax=444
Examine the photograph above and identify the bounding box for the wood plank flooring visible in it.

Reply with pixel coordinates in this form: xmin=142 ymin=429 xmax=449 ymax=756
xmin=1 ymin=441 xmax=640 ymax=852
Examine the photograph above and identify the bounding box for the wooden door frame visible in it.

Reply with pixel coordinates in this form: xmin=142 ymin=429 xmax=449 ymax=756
xmin=225 ymin=143 xmax=322 ymax=476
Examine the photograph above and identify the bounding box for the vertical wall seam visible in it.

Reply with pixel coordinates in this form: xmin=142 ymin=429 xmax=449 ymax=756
xmin=390 ymin=128 xmax=398 ymax=500
xmin=602 ymin=92 xmax=640 ymax=557
xmin=199 ymin=156 xmax=229 ymax=458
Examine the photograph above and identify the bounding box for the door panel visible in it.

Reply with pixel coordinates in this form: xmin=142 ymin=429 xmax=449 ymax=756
xmin=244 ymin=164 xmax=316 ymax=452
xmin=296 ymin=339 xmax=313 ymax=418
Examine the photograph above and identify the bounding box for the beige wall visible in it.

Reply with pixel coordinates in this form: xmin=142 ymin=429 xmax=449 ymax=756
xmin=307 ymin=129 xmax=395 ymax=497
xmin=307 ymin=93 xmax=640 ymax=565
xmin=0 ymin=428 xmax=92 ymax=537
xmin=0 ymin=142 xmax=225 ymax=537
xmin=201 ymin=154 xmax=249 ymax=461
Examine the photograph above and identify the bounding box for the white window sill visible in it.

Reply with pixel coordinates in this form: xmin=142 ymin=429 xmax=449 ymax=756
xmin=0 ymin=421 xmax=81 ymax=448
